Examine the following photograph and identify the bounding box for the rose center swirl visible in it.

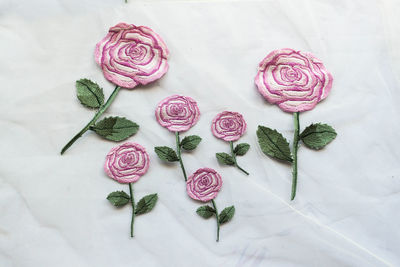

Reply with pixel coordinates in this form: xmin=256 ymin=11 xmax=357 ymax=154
xmin=199 ymin=176 xmax=211 ymax=187
xmin=222 ymin=119 xmax=235 ymax=129
xmin=170 ymin=104 xmax=184 ymax=116
xmin=127 ymin=44 xmax=146 ymax=61
xmin=119 ymin=152 xmax=138 ymax=167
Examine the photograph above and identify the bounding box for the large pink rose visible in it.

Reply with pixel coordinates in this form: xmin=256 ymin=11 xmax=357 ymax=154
xmin=211 ymin=111 xmax=246 ymax=142
xmin=104 ymin=142 xmax=150 ymax=183
xmin=186 ymin=168 xmax=223 ymax=202
xmin=155 ymin=95 xmax=200 ymax=132
xmin=255 ymin=48 xmax=333 ymax=113
xmin=95 ymin=23 xmax=169 ymax=89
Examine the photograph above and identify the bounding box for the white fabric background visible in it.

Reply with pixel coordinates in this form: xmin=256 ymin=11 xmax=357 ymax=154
xmin=1 ymin=0 xmax=399 ymax=266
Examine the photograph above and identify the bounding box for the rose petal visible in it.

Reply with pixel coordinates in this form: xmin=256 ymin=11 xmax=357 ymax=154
xmin=95 ymin=23 xmax=169 ymax=89
xmin=255 ymin=48 xmax=333 ymax=113
xmin=186 ymin=168 xmax=223 ymax=202
xmin=104 ymin=142 xmax=150 ymax=184
xmin=155 ymin=95 xmax=200 ymax=132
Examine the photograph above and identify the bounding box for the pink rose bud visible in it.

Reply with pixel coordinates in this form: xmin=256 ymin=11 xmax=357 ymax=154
xmin=104 ymin=142 xmax=150 ymax=183
xmin=155 ymin=95 xmax=200 ymax=132
xmin=95 ymin=23 xmax=169 ymax=89
xmin=211 ymin=111 xmax=247 ymax=142
xmin=255 ymin=48 xmax=333 ymax=113
xmin=186 ymin=168 xmax=223 ymax=202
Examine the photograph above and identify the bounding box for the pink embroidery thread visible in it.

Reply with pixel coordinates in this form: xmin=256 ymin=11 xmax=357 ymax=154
xmin=211 ymin=111 xmax=246 ymax=142
xmin=255 ymin=48 xmax=333 ymax=113
xmin=95 ymin=23 xmax=169 ymax=89
xmin=186 ymin=168 xmax=223 ymax=202
xmin=105 ymin=142 xmax=150 ymax=183
xmin=155 ymin=95 xmax=200 ymax=132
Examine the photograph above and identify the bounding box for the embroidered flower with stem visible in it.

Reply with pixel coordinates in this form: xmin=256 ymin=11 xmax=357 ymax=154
xmin=60 ymin=23 xmax=169 ymax=154
xmin=187 ymin=168 xmax=235 ymax=242
xmin=255 ymin=48 xmax=337 ymax=200
xmin=212 ymin=111 xmax=250 ymax=175
xmin=154 ymin=95 xmax=201 ymax=182
xmin=104 ymin=142 xmax=158 ymax=237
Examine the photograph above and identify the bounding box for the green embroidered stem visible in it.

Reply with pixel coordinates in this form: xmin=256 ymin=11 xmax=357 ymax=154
xmin=229 ymin=141 xmax=249 ymax=175
xmin=175 ymin=132 xmax=188 ymax=181
xmin=60 ymin=86 xmax=121 ymax=155
xmin=129 ymin=183 xmax=135 ymax=237
xmin=291 ymin=112 xmax=300 ymax=201
xmin=211 ymin=199 xmax=220 ymax=242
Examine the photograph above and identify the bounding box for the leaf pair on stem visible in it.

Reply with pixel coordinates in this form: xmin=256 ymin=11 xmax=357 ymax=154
xmin=257 ymin=112 xmax=337 ymax=200
xmin=61 ymin=78 xmax=139 ymax=154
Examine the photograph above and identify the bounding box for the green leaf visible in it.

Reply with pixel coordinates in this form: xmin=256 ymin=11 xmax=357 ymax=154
xmin=219 ymin=206 xmax=235 ymax=224
xmin=91 ymin=117 xmax=139 ymax=142
xmin=300 ymin=123 xmax=337 ymax=150
xmin=257 ymin=126 xmax=293 ymax=163
xmin=216 ymin=152 xmax=235 ymax=165
xmin=135 ymin=194 xmax=158 ymax=215
xmin=234 ymin=143 xmax=250 ymax=156
xmin=76 ymin=78 xmax=104 ymax=108
xmin=154 ymin=146 xmax=179 ymax=162
xmin=180 ymin=135 xmax=202 ymax=150
xmin=106 ymin=191 xmax=130 ymax=207
xmin=196 ymin=205 xmax=215 ymax=219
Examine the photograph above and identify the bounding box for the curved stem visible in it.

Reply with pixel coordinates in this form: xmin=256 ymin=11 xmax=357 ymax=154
xmin=211 ymin=199 xmax=220 ymax=242
xmin=175 ymin=132 xmax=188 ymax=181
xmin=129 ymin=183 xmax=135 ymax=237
xmin=229 ymin=141 xmax=249 ymax=175
xmin=291 ymin=112 xmax=300 ymax=201
xmin=60 ymin=86 xmax=121 ymax=155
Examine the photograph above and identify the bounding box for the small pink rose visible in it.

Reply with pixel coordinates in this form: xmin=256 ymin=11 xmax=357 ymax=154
xmin=104 ymin=142 xmax=150 ymax=183
xmin=155 ymin=95 xmax=200 ymax=132
xmin=186 ymin=168 xmax=223 ymax=202
xmin=95 ymin=22 xmax=169 ymax=89
xmin=255 ymin=48 xmax=333 ymax=113
xmin=211 ymin=111 xmax=246 ymax=142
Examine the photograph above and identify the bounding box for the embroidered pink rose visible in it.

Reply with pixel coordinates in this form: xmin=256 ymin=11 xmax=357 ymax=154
xmin=95 ymin=22 xmax=169 ymax=89
xmin=255 ymin=48 xmax=333 ymax=113
xmin=212 ymin=111 xmax=249 ymax=175
xmin=104 ymin=142 xmax=150 ymax=183
xmin=186 ymin=168 xmax=222 ymax=202
xmin=155 ymin=95 xmax=200 ymax=132
xmin=211 ymin=111 xmax=246 ymax=142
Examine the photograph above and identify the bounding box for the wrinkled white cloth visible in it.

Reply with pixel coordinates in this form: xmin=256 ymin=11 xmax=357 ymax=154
xmin=0 ymin=0 xmax=399 ymax=266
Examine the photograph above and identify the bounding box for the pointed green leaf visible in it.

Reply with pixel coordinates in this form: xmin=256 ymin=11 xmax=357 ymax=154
xmin=180 ymin=135 xmax=202 ymax=150
xmin=216 ymin=152 xmax=235 ymax=165
xmin=76 ymin=78 xmax=104 ymax=108
xmin=219 ymin=206 xmax=235 ymax=224
xmin=257 ymin=126 xmax=293 ymax=163
xmin=196 ymin=205 xmax=215 ymax=219
xmin=107 ymin=191 xmax=130 ymax=207
xmin=300 ymin=123 xmax=337 ymax=150
xmin=154 ymin=146 xmax=179 ymax=162
xmin=91 ymin=117 xmax=139 ymax=141
xmin=234 ymin=143 xmax=250 ymax=156
xmin=135 ymin=194 xmax=158 ymax=215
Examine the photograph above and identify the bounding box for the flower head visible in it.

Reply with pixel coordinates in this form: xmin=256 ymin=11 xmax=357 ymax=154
xmin=104 ymin=142 xmax=150 ymax=183
xmin=95 ymin=23 xmax=169 ymax=88
xmin=186 ymin=168 xmax=223 ymax=202
xmin=255 ymin=48 xmax=333 ymax=113
xmin=155 ymin=95 xmax=200 ymax=132
xmin=211 ymin=111 xmax=246 ymax=142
